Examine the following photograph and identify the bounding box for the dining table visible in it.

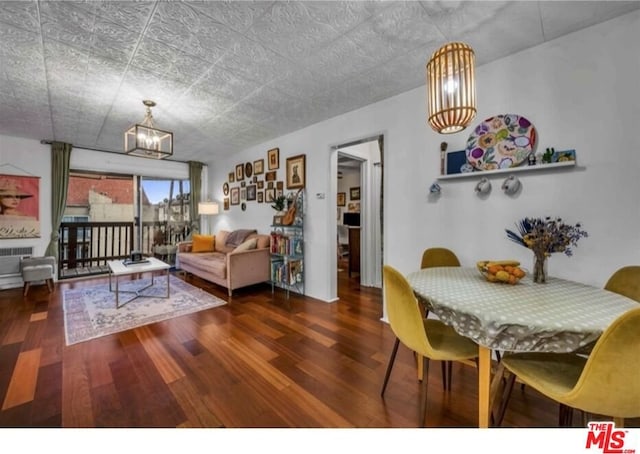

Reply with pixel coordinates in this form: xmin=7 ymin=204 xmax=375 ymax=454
xmin=406 ymin=266 xmax=638 ymax=428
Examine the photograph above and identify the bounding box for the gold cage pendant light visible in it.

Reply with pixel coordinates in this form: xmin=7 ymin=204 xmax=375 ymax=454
xmin=426 ymin=42 xmax=477 ymax=134
xmin=124 ymin=100 xmax=173 ymax=159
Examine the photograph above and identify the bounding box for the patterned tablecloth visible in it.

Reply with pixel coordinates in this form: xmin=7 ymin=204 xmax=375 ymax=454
xmin=406 ymin=267 xmax=638 ymax=353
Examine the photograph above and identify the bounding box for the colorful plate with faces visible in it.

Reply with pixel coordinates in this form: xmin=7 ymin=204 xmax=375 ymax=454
xmin=465 ymin=114 xmax=537 ymax=171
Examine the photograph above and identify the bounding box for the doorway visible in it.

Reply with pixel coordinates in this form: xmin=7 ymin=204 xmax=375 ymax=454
xmin=330 ymin=134 xmax=383 ymax=301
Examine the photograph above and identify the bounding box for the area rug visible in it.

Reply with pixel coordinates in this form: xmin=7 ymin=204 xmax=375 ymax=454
xmin=62 ymin=275 xmax=227 ymax=346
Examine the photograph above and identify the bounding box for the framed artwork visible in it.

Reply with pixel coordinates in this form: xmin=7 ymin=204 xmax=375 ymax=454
xmin=257 ymin=180 xmax=264 ymax=189
xmin=552 ymin=149 xmax=576 ymax=163
xmin=350 ymin=186 xmax=360 ymax=200
xmin=265 ymin=188 xmax=276 ymax=203
xmin=0 ymin=174 xmax=40 ymax=239
xmin=235 ymin=164 xmax=244 ymax=181
xmin=240 ymin=188 xmax=246 ymax=201
xmin=241 ymin=181 xmax=246 ymax=188
xmin=273 ymin=215 xmax=283 ymax=225
xmin=337 ymin=192 xmax=346 ymax=207
xmin=224 ymin=198 xmax=230 ymax=210
xmin=445 ymin=150 xmax=467 ymax=175
xmin=230 ymin=187 xmax=240 ymax=205
xmin=348 ymin=202 xmax=360 ymax=212
xmin=245 ymin=162 xmax=253 ymax=178
xmin=265 ymin=171 xmax=277 ymax=182
xmin=223 ymin=182 xmax=229 ymax=195
xmin=267 ymin=181 xmax=274 ymax=189
xmin=276 ymin=181 xmax=283 ymax=190
xmin=254 ymin=159 xmax=264 ymax=175
xmin=257 ymin=192 xmax=264 ymax=203
xmin=246 ymin=184 xmax=257 ymax=201
xmin=276 ymin=189 xmax=283 ymax=198
xmin=228 ymin=172 xmax=235 ymax=183
xmin=252 ymin=176 xmax=258 ymax=183
xmin=268 ymin=147 xmax=279 ymax=170
xmin=286 ymin=154 xmax=305 ymax=189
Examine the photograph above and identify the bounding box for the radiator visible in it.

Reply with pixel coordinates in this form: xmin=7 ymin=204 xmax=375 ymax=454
xmin=0 ymin=246 xmax=34 ymax=290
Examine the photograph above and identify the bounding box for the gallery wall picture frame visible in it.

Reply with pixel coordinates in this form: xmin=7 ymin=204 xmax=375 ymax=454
xmin=223 ymin=182 xmax=229 ymax=195
xmin=247 ymin=184 xmax=257 ymax=201
xmin=337 ymin=192 xmax=346 ymax=206
xmin=273 ymin=215 xmax=283 ymax=225
xmin=235 ymin=164 xmax=244 ymax=181
xmin=267 ymin=181 xmax=274 ymax=189
xmin=254 ymin=159 xmax=264 ymax=174
xmin=240 ymin=181 xmax=246 ymax=188
xmin=228 ymin=172 xmax=235 ymax=183
xmin=265 ymin=188 xmax=276 ymax=203
xmin=257 ymin=180 xmax=264 ymax=189
xmin=276 ymin=189 xmax=283 ymax=198
xmin=224 ymin=198 xmax=230 ymax=210
xmin=286 ymin=154 xmax=306 ymax=189
xmin=257 ymin=192 xmax=264 ymax=203
xmin=268 ymin=147 xmax=279 ymax=170
xmin=276 ymin=181 xmax=283 ymax=190
xmin=230 ymin=187 xmax=240 ymax=205
xmin=350 ymin=186 xmax=360 ymax=200
xmin=265 ymin=171 xmax=277 ymax=182
xmin=240 ymin=188 xmax=246 ymax=201
xmin=252 ymin=176 xmax=258 ymax=183
xmin=245 ymin=162 xmax=253 ymax=178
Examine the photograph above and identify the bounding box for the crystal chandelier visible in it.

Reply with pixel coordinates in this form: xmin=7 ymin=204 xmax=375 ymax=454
xmin=426 ymin=42 xmax=477 ymax=134
xmin=124 ymin=100 xmax=173 ymax=159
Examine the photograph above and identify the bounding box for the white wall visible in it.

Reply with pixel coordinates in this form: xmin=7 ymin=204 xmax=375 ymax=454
xmin=208 ymin=10 xmax=640 ymax=301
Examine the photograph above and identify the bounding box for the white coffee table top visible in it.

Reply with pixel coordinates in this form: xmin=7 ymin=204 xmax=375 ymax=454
xmin=107 ymin=257 xmax=170 ymax=276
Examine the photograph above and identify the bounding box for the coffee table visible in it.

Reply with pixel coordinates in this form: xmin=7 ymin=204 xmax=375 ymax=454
xmin=107 ymin=257 xmax=171 ymax=308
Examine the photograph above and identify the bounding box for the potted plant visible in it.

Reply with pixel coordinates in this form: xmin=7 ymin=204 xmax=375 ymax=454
xmin=271 ymin=195 xmax=287 ymax=213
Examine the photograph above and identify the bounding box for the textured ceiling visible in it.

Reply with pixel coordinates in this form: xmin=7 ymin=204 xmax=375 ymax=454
xmin=1 ymin=1 xmax=639 ymax=162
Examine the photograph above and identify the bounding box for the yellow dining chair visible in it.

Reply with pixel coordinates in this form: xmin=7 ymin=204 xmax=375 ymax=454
xmin=420 ymin=247 xmax=461 ymax=269
xmin=604 ymin=266 xmax=640 ymax=303
xmin=380 ymin=265 xmax=478 ymax=426
xmin=497 ymin=306 xmax=640 ymax=427
xmin=420 ymin=247 xmax=462 ymax=390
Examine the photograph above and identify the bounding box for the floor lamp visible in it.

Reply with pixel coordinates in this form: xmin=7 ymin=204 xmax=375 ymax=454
xmin=198 ymin=201 xmax=219 ymax=235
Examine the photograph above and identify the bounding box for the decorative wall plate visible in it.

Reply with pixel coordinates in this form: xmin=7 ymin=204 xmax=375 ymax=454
xmin=466 ymin=114 xmax=537 ymax=171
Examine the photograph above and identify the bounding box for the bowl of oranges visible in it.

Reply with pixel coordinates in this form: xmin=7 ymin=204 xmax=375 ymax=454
xmin=476 ymin=260 xmax=526 ymax=285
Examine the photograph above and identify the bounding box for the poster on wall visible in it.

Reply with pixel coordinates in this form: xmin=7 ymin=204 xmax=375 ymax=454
xmin=0 ymin=174 xmax=40 ymax=239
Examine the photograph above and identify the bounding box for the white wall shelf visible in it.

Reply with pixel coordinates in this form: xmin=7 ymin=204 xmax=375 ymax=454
xmin=437 ymin=160 xmax=576 ymax=181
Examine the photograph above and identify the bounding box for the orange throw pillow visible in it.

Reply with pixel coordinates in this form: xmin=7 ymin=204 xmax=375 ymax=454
xmin=192 ymin=234 xmax=215 ymax=252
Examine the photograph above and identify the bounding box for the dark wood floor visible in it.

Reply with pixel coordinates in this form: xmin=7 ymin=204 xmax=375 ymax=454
xmin=0 ymin=260 xmax=635 ymax=428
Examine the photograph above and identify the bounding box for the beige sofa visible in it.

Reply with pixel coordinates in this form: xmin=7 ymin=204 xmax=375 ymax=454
xmin=176 ymin=230 xmax=270 ymax=297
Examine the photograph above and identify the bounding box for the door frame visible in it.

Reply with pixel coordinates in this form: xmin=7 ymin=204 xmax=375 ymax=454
xmin=329 ymin=133 xmax=384 ymax=301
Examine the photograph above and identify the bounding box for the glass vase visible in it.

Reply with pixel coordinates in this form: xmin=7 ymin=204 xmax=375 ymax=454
xmin=533 ymin=253 xmax=548 ymax=284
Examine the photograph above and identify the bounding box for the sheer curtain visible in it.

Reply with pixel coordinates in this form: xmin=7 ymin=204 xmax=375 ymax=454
xmin=45 ymin=142 xmax=72 ymax=259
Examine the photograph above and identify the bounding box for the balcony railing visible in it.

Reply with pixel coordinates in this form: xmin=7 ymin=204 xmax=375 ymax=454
xmin=58 ymin=221 xmax=191 ymax=279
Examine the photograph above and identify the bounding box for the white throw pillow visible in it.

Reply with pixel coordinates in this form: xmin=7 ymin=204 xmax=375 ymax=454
xmin=232 ymin=237 xmax=257 ymax=253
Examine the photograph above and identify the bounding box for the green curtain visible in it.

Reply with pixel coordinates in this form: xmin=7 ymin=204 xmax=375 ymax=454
xmin=45 ymin=142 xmax=72 ymax=259
xmin=188 ymin=161 xmax=203 ymax=236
